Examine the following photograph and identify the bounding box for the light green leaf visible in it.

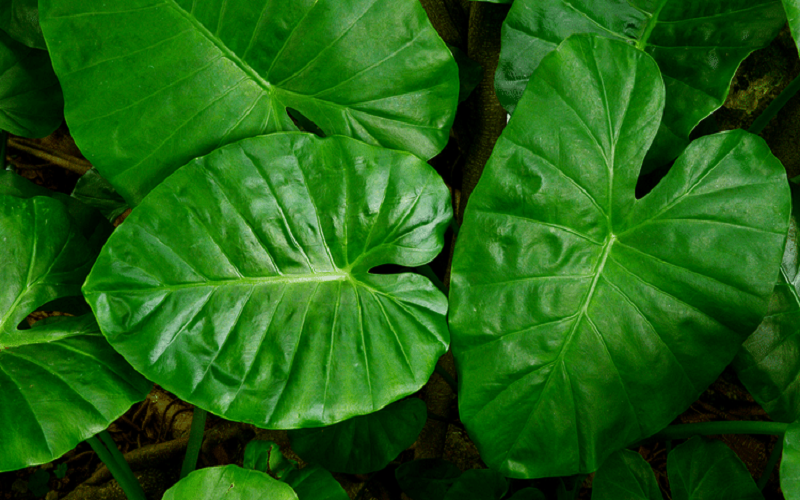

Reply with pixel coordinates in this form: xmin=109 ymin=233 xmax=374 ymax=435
xmin=0 ymin=195 xmax=149 ymax=472
xmin=0 ymin=29 xmax=61 ymax=137
xmin=449 ymin=34 xmax=790 ymax=478
xmin=163 ymin=465 xmax=298 ymax=500
xmin=668 ymin=437 xmax=762 ymax=500
xmin=591 ymin=450 xmax=660 ymax=500
xmin=83 ymin=133 xmax=451 ymax=429
xmin=495 ymin=0 xmax=785 ymax=169
xmin=39 ymin=0 xmax=459 ymax=205
xmin=243 ymin=440 xmax=297 ymax=480
xmin=289 ymin=397 xmax=427 ymax=474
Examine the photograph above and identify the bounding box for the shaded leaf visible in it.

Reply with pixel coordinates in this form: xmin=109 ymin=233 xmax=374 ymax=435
xmin=289 ymin=397 xmax=427 ymax=474
xmin=243 ymin=440 xmax=297 ymax=480
xmin=443 ymin=469 xmax=508 ymax=500
xmin=71 ymin=168 xmax=128 ymax=223
xmin=449 ymin=34 xmax=790 ymax=478
xmin=507 ymin=488 xmax=546 ymax=500
xmin=781 ymin=420 xmax=800 ymax=499
xmin=591 ymin=450 xmax=660 ymax=500
xmin=83 ymin=133 xmax=451 ymax=429
xmin=396 ymin=459 xmax=461 ymax=500
xmin=0 ymin=0 xmax=45 ymax=49
xmin=284 ymin=465 xmax=349 ymax=500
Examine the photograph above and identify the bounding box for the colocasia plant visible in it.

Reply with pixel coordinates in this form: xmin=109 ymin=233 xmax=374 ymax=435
xmin=3 ymin=0 xmax=800 ymax=499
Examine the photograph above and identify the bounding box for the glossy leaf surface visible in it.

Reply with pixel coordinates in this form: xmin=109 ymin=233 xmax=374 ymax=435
xmin=449 ymin=35 xmax=790 ymax=478
xmin=668 ymin=437 xmax=762 ymax=500
xmin=734 ymin=184 xmax=800 ymax=422
xmin=83 ymin=133 xmax=451 ymax=429
xmin=496 ymin=0 xmax=785 ymax=167
xmin=163 ymin=465 xmax=298 ymax=500
xmin=39 ymin=0 xmax=458 ymax=205
xmin=443 ymin=469 xmax=508 ymax=500
xmin=395 ymin=459 xmax=461 ymax=500
xmin=284 ymin=465 xmax=350 ymax=500
xmin=591 ymin=450 xmax=660 ymax=500
xmin=781 ymin=420 xmax=800 ymax=499
xmin=0 ymin=0 xmax=45 ymax=48
xmin=0 ymin=195 xmax=149 ymax=471
xmin=0 ymin=30 xmax=61 ymax=137
xmin=289 ymin=397 xmax=427 ymax=474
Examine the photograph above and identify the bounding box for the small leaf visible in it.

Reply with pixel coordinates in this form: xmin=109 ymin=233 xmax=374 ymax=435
xmin=289 ymin=398 xmax=427 ymax=474
xmin=443 ymin=469 xmax=508 ymax=500
xmin=27 ymin=469 xmax=49 ymax=498
xmin=284 ymin=465 xmax=349 ymax=500
xmin=83 ymin=133 xmax=451 ymax=428
xmin=243 ymin=440 xmax=297 ymax=480
xmin=591 ymin=450 xmax=660 ymax=500
xmin=668 ymin=437 xmax=762 ymax=500
xmin=781 ymin=420 xmax=800 ymax=499
xmin=54 ymin=463 xmax=67 ymax=479
xmin=396 ymin=459 xmax=461 ymax=500
xmin=163 ymin=465 xmax=298 ymax=500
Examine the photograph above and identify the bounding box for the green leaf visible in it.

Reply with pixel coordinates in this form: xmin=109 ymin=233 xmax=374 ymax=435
xmin=495 ymin=0 xmax=785 ymax=169
xmin=0 ymin=195 xmax=149 ymax=472
xmin=284 ymin=465 xmax=349 ymax=500
xmin=781 ymin=420 xmax=800 ymax=498
xmin=54 ymin=463 xmax=67 ymax=479
xmin=591 ymin=450 xmax=660 ymax=500
xmin=395 ymin=459 xmax=461 ymax=500
xmin=668 ymin=437 xmax=762 ymax=500
xmin=734 ymin=184 xmax=800 ymax=422
xmin=448 ymin=45 xmax=483 ymax=103
xmin=243 ymin=440 xmax=297 ymax=480
xmin=0 ymin=29 xmax=61 ymax=138
xmin=39 ymin=0 xmax=459 ymax=205
xmin=443 ymin=469 xmax=508 ymax=500
xmin=449 ymin=34 xmax=790 ymax=479
xmin=163 ymin=465 xmax=298 ymax=500
xmin=0 ymin=0 xmax=45 ymax=49
xmin=71 ymin=168 xmax=128 ymax=223
xmin=506 ymin=488 xmax=546 ymax=500
xmin=289 ymin=397 xmax=427 ymax=474
xmin=27 ymin=469 xmax=49 ymax=497
xmin=82 ymin=133 xmax=451 ymax=429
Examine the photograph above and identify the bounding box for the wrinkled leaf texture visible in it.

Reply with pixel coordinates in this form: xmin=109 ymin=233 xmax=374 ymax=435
xmin=495 ymin=0 xmax=785 ymax=168
xmin=83 ymin=133 xmax=451 ymax=429
xmin=39 ymin=0 xmax=459 ymax=205
xmin=449 ymin=34 xmax=790 ymax=478
xmin=0 ymin=195 xmax=149 ymax=472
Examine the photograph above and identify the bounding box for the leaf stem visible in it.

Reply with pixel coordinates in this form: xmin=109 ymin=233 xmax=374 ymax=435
xmin=86 ymin=435 xmax=146 ymax=500
xmin=749 ymin=73 xmax=800 ymax=135
xmin=434 ymin=363 xmax=457 ymax=393
xmin=179 ymin=407 xmax=207 ymax=479
xmin=757 ymin=438 xmax=783 ymax=490
xmin=648 ymin=421 xmax=788 ymax=441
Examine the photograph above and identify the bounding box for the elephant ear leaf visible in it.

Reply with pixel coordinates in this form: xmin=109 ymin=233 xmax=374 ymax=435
xmin=449 ymin=34 xmax=790 ymax=479
xmin=39 ymin=0 xmax=459 ymax=205
xmin=163 ymin=465 xmax=298 ymax=500
xmin=0 ymin=195 xmax=149 ymax=472
xmin=496 ymin=0 xmax=785 ymax=169
xmin=82 ymin=133 xmax=451 ymax=429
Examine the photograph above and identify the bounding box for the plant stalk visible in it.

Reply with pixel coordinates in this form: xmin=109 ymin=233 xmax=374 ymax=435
xmin=757 ymin=438 xmax=784 ymax=491
xmin=179 ymin=407 xmax=208 ymax=479
xmin=649 ymin=421 xmax=788 ymax=441
xmin=86 ymin=435 xmax=146 ymax=500
xmin=749 ymin=73 xmax=800 ymax=135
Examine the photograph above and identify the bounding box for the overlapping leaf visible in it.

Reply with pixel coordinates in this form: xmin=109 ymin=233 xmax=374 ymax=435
xmin=0 ymin=29 xmax=61 ymax=137
xmin=782 ymin=420 xmax=800 ymax=499
xmin=0 ymin=0 xmax=45 ymax=49
xmin=83 ymin=133 xmax=451 ymax=429
xmin=0 ymin=195 xmax=149 ymax=472
xmin=449 ymin=34 xmax=790 ymax=478
xmin=163 ymin=465 xmax=298 ymax=500
xmin=495 ymin=0 xmax=785 ymax=168
xmin=591 ymin=450 xmax=660 ymax=500
xmin=39 ymin=0 xmax=459 ymax=205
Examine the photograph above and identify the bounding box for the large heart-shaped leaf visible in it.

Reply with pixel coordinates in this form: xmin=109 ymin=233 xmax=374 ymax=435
xmin=83 ymin=133 xmax=451 ymax=429
xmin=591 ymin=450 xmax=660 ymax=500
xmin=0 ymin=195 xmax=149 ymax=472
xmin=495 ymin=0 xmax=785 ymax=168
xmin=0 ymin=29 xmax=61 ymax=137
xmin=39 ymin=0 xmax=458 ymax=205
xmin=288 ymin=397 xmax=427 ymax=474
xmin=163 ymin=465 xmax=298 ymax=500
xmin=449 ymin=34 xmax=790 ymax=478
xmin=667 ymin=437 xmax=762 ymax=500
xmin=733 ymin=184 xmax=800 ymax=422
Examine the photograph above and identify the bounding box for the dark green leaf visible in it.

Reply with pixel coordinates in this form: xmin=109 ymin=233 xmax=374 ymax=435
xmin=163 ymin=465 xmax=298 ymax=500
xmin=82 ymin=133 xmax=451 ymax=429
xmin=71 ymin=168 xmax=128 ymax=223
xmin=506 ymin=488 xmax=546 ymax=500
xmin=591 ymin=450 xmax=660 ymax=500
xmin=449 ymin=34 xmax=790 ymax=478
xmin=27 ymin=469 xmax=49 ymax=497
xmin=40 ymin=0 xmax=459 ymax=205
xmin=54 ymin=463 xmax=67 ymax=479
xmin=396 ymin=459 xmax=461 ymax=500
xmin=0 ymin=30 xmax=61 ymax=138
xmin=668 ymin=437 xmax=762 ymax=500
xmin=443 ymin=469 xmax=508 ymax=500
xmin=284 ymin=465 xmax=349 ymax=500
xmin=495 ymin=0 xmax=785 ymax=169
xmin=0 ymin=0 xmax=45 ymax=49
xmin=734 ymin=184 xmax=800 ymax=422
xmin=781 ymin=420 xmax=800 ymax=498
xmin=289 ymin=397 xmax=427 ymax=474
xmin=448 ymin=45 xmax=483 ymax=103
